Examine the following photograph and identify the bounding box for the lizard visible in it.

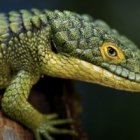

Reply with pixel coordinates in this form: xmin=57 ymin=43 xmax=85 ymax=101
xmin=0 ymin=8 xmax=140 ymax=140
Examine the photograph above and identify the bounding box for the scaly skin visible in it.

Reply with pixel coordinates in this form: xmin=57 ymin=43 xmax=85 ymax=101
xmin=0 ymin=8 xmax=140 ymax=139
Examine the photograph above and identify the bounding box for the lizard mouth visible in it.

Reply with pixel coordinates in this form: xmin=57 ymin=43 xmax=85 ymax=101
xmin=101 ymin=62 xmax=140 ymax=83
xmin=77 ymin=61 xmax=140 ymax=92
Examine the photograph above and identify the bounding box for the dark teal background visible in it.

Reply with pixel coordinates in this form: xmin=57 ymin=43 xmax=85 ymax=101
xmin=1 ymin=0 xmax=140 ymax=140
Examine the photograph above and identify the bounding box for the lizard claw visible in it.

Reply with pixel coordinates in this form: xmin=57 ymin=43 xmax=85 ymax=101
xmin=33 ymin=114 xmax=77 ymax=140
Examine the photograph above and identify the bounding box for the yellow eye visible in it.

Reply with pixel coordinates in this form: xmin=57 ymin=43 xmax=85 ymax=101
xmin=100 ymin=42 xmax=125 ymax=63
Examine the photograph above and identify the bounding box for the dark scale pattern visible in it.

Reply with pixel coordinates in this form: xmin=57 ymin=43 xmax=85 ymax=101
xmin=0 ymin=9 xmax=50 ymax=43
xmin=48 ymin=11 xmax=104 ymax=63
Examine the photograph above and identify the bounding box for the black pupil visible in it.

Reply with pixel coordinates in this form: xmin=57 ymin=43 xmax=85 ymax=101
xmin=107 ymin=47 xmax=117 ymax=56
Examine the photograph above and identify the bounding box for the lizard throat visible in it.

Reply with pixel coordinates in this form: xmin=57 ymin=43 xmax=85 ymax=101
xmin=44 ymin=53 xmax=140 ymax=92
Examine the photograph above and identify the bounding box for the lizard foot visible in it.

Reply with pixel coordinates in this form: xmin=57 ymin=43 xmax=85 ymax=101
xmin=33 ymin=114 xmax=77 ymax=140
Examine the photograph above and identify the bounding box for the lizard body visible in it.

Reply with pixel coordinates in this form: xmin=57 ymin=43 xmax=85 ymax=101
xmin=0 ymin=8 xmax=140 ymax=139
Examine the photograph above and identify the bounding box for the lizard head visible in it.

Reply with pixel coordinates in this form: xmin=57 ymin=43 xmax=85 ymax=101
xmin=46 ymin=12 xmax=140 ymax=92
xmin=88 ymin=20 xmax=140 ymax=81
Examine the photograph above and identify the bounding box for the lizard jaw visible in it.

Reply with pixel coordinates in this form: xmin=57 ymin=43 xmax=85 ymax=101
xmin=44 ymin=53 xmax=140 ymax=92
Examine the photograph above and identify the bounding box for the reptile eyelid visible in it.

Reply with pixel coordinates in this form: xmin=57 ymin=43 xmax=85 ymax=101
xmin=100 ymin=42 xmax=125 ymax=63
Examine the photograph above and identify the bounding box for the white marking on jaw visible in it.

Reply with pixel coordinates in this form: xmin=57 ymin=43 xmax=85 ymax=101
xmin=103 ymin=69 xmax=113 ymax=78
xmin=101 ymin=69 xmax=116 ymax=87
xmin=91 ymin=65 xmax=103 ymax=81
xmin=93 ymin=65 xmax=101 ymax=72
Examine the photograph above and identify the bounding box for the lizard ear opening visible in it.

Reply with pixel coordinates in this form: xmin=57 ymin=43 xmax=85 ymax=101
xmin=50 ymin=39 xmax=58 ymax=54
xmin=100 ymin=42 xmax=125 ymax=63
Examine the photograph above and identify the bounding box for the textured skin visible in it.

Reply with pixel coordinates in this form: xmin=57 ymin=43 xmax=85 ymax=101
xmin=1 ymin=8 xmax=140 ymax=139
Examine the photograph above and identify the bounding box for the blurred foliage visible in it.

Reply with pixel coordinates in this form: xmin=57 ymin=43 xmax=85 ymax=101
xmin=1 ymin=0 xmax=140 ymax=140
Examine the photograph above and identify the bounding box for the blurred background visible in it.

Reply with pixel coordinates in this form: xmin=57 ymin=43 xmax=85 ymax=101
xmin=1 ymin=0 xmax=140 ymax=140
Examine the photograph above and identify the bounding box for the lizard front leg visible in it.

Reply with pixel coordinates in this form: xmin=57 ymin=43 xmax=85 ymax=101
xmin=1 ymin=70 xmax=76 ymax=140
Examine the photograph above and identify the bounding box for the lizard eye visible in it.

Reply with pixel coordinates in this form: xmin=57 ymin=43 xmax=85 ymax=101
xmin=100 ymin=42 xmax=125 ymax=63
xmin=107 ymin=46 xmax=117 ymax=57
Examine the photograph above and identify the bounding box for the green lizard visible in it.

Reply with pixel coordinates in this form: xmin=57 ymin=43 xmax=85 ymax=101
xmin=0 ymin=8 xmax=140 ymax=140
